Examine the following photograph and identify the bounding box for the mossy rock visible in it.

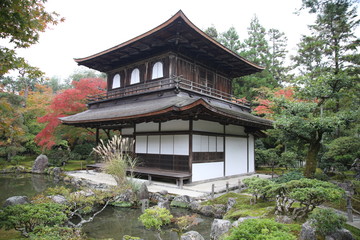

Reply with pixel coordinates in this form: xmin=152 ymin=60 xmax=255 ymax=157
xmin=170 ymin=201 xmax=190 ymax=208
xmin=111 ymin=201 xmax=133 ymax=208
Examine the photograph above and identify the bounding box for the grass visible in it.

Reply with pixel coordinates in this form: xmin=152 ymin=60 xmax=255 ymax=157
xmin=202 ymin=192 xmax=276 ymax=220
xmin=0 ymin=154 xmax=94 ymax=172
xmin=0 ymin=229 xmax=23 ymax=240
xmin=345 ymin=224 xmax=360 ymax=240
xmin=255 ymin=167 xmax=290 ymax=175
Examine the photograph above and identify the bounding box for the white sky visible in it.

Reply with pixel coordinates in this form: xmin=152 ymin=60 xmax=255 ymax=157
xmin=15 ymin=0 xmax=320 ymax=80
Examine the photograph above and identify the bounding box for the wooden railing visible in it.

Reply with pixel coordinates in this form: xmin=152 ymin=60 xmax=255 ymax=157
xmin=87 ymin=76 xmax=250 ymax=107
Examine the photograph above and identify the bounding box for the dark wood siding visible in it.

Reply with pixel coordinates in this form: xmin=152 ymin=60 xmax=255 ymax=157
xmin=137 ymin=153 xmax=189 ymax=171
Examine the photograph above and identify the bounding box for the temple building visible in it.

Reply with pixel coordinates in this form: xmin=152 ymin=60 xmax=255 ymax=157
xmin=60 ymin=10 xmax=272 ymax=186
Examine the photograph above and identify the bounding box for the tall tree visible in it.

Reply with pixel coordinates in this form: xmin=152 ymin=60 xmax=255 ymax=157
xmin=204 ymin=25 xmax=219 ymax=40
xmin=275 ymin=0 xmax=360 ymax=177
xmin=268 ymin=28 xmax=289 ymax=84
xmin=233 ymin=16 xmax=279 ymax=100
xmin=219 ymin=27 xmax=241 ymax=53
xmin=0 ymin=0 xmax=63 ymax=75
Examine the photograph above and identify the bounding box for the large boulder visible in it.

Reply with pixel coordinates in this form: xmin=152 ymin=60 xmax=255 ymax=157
xmin=181 ymin=231 xmax=205 ymax=240
xmin=300 ymin=221 xmax=316 ymax=240
xmin=171 ymin=195 xmax=193 ymax=208
xmin=226 ymin=197 xmax=236 ymax=212
xmin=3 ymin=196 xmax=29 ymax=207
xmin=157 ymin=200 xmax=170 ymax=210
xmin=210 ymin=219 xmax=231 ymax=240
xmin=300 ymin=220 xmax=354 ymax=240
xmin=137 ymin=183 xmax=149 ymax=200
xmin=32 ymin=154 xmax=48 ymax=174
xmin=325 ymin=229 xmax=354 ymax=240
xmin=48 ymin=195 xmax=67 ymax=204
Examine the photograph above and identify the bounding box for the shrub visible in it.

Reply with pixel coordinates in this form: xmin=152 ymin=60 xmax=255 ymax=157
xmin=0 ymin=203 xmax=68 ymax=236
xmin=138 ymin=206 xmax=173 ymax=232
xmin=47 ymin=148 xmax=70 ymax=166
xmin=29 ymin=225 xmax=84 ymax=240
xmin=225 ymin=218 xmax=297 ymax=240
xmin=309 ymin=208 xmax=346 ymax=237
xmin=273 ymin=170 xmax=304 ymax=184
xmin=243 ymin=177 xmax=274 ymax=202
xmin=72 ymin=143 xmax=95 ymax=160
xmin=268 ymin=178 xmax=345 ymax=219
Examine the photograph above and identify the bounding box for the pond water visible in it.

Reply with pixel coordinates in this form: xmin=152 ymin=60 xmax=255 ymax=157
xmin=0 ymin=174 xmax=212 ymax=239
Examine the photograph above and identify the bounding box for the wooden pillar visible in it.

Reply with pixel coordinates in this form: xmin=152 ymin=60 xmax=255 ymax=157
xmin=96 ymin=128 xmax=100 ymax=146
xmin=189 ymin=119 xmax=193 ymax=182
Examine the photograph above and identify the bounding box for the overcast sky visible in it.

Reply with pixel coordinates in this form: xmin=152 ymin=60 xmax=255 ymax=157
xmin=14 ymin=0 xmax=322 ymax=80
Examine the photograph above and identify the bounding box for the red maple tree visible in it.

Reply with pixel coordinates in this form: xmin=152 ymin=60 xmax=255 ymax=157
xmin=253 ymin=88 xmax=294 ymax=116
xmin=35 ymin=78 xmax=106 ymax=149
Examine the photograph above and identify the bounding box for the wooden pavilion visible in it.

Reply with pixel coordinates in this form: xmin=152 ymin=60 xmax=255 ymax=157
xmin=60 ymin=10 xmax=272 ymax=185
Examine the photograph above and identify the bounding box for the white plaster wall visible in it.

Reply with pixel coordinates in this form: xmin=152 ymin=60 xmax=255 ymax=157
xmin=200 ymin=135 xmax=209 ymax=152
xmin=147 ymin=135 xmax=160 ymax=154
xmin=121 ymin=128 xmax=134 ymax=135
xmin=135 ymin=136 xmax=147 ymax=153
xmin=217 ymin=136 xmax=224 ymax=152
xmin=192 ymin=162 xmax=224 ymax=182
xmin=225 ymin=137 xmax=248 ymax=176
xmin=209 ymin=136 xmax=216 ymax=152
xmin=174 ymin=135 xmax=189 ymax=155
xmin=192 ymin=135 xmax=201 ymax=152
xmin=136 ymin=122 xmax=159 ymax=132
xmin=248 ymin=134 xmax=255 ymax=172
xmin=193 ymin=120 xmax=223 ymax=133
xmin=225 ymin=125 xmax=246 ymax=135
xmin=160 ymin=135 xmax=174 ymax=154
xmin=161 ymin=120 xmax=189 ymax=131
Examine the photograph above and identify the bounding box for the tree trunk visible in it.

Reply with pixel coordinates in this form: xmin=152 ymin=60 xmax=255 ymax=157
xmin=304 ymin=140 xmax=321 ymax=178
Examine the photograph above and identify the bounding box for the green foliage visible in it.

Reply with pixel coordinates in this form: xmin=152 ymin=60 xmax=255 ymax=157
xmin=29 ymin=225 xmax=84 ymax=240
xmin=321 ymin=136 xmax=360 ymax=171
xmin=138 ymin=206 xmax=173 ymax=232
xmin=72 ymin=142 xmax=95 ymax=160
xmin=47 ymin=148 xmax=70 ymax=167
xmin=243 ymin=177 xmax=274 ymax=201
xmin=268 ymin=178 xmax=345 ymax=219
xmin=225 ymin=218 xmax=297 ymax=240
xmin=309 ymin=208 xmax=347 ymax=237
xmin=273 ymin=171 xmax=304 ymax=184
xmin=0 ymin=203 xmax=68 ymax=236
xmin=0 ymin=0 xmax=63 ymax=74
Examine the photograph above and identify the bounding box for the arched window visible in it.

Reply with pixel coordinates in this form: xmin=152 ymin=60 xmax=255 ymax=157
xmin=112 ymin=73 xmax=121 ymax=89
xmin=130 ymin=68 xmax=140 ymax=84
xmin=152 ymin=61 xmax=163 ymax=79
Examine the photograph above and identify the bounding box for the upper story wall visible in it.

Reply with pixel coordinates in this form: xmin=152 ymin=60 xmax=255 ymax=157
xmin=107 ymin=52 xmax=232 ymax=95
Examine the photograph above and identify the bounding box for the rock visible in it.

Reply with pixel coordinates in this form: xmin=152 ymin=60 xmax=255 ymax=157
xmin=72 ymin=189 xmax=95 ymax=198
xmin=210 ymin=219 xmax=232 ymax=240
xmin=32 ymin=154 xmax=49 ymax=174
xmin=159 ymin=190 xmax=168 ymax=196
xmin=137 ymin=183 xmax=149 ymax=200
xmin=3 ymin=196 xmax=29 ymax=207
xmin=181 ymin=231 xmax=205 ymax=240
xmin=149 ymin=192 xmax=168 ymax=203
xmin=325 ymin=229 xmax=354 ymax=240
xmin=171 ymin=195 xmax=193 ymax=208
xmin=226 ymin=197 xmax=236 ymax=212
xmin=157 ymin=200 xmax=170 ymax=210
xmin=190 ymin=201 xmax=202 ymax=212
xmin=199 ymin=205 xmax=214 ymax=216
xmin=213 ymin=204 xmax=226 ymax=218
xmin=232 ymin=216 xmax=258 ymax=227
xmin=115 ymin=190 xmax=133 ymax=202
xmin=276 ymin=215 xmax=294 ymax=224
xmin=300 ymin=220 xmax=316 ymax=240
xmin=52 ymin=167 xmax=62 ymax=177
xmin=49 ymin=195 xmax=67 ymax=204
xmin=122 ymin=235 xmax=143 ymax=240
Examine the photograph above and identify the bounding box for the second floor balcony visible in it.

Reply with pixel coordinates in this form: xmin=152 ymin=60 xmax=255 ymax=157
xmin=87 ymin=76 xmax=251 ymax=109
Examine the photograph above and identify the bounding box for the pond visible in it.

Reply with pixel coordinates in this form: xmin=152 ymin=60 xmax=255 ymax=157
xmin=0 ymin=174 xmax=212 ymax=239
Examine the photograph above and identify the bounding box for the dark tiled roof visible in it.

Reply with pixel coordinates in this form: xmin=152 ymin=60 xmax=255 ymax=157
xmin=60 ymin=92 xmax=272 ymax=129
